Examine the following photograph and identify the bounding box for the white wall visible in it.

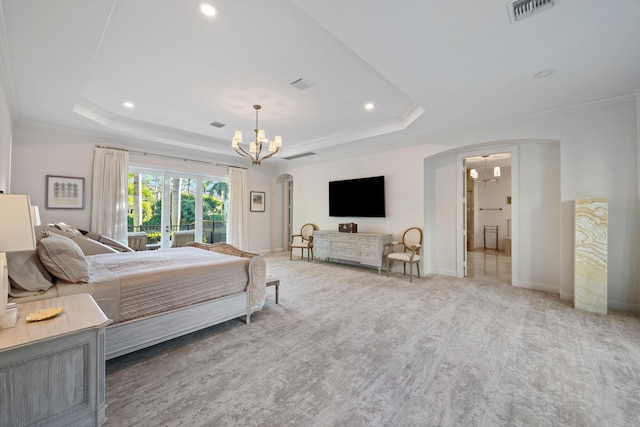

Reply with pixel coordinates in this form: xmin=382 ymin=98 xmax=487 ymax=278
xmin=11 ymin=124 xmax=95 ymax=228
xmin=280 ymin=144 xmax=446 ymax=242
xmin=246 ymin=166 xmax=275 ymax=253
xmin=10 ymin=122 xmax=276 ymax=253
xmin=0 ymin=71 xmax=12 ymax=193
xmin=518 ymin=142 xmax=562 ymax=293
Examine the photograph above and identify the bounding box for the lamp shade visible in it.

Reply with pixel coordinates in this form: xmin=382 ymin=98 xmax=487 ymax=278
xmin=1 ymin=194 xmax=36 ymax=325
xmin=0 ymin=194 xmax=36 ymax=252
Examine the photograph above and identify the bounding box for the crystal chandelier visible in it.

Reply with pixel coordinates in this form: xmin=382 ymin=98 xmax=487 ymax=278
xmin=231 ymin=105 xmax=282 ymax=166
xmin=470 ymin=155 xmax=500 ymax=185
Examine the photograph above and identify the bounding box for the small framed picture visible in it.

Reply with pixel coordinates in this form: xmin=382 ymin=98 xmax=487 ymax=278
xmin=46 ymin=175 xmax=85 ymax=209
xmin=250 ymin=191 xmax=265 ymax=212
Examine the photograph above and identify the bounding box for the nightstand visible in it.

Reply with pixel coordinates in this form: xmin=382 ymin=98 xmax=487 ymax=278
xmin=0 ymin=293 xmax=111 ymax=427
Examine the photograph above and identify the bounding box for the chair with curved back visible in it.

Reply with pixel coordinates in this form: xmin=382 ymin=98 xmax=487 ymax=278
xmin=289 ymin=223 xmax=317 ymax=261
xmin=386 ymin=227 xmax=423 ymax=282
xmin=171 ymin=230 xmax=196 ymax=248
xmin=127 ymin=232 xmax=148 ymax=251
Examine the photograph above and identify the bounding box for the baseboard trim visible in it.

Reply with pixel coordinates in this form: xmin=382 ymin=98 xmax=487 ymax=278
xmin=560 ymin=291 xmax=574 ymax=302
xmin=556 ymin=291 xmax=639 ymax=314
xmin=430 ymin=268 xmax=457 ymax=277
xmin=512 ymin=280 xmax=559 ymax=294
xmin=607 ymin=300 xmax=640 ymax=313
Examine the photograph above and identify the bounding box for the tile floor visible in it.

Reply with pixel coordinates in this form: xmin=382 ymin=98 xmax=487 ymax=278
xmin=466 ymin=250 xmax=512 ymax=284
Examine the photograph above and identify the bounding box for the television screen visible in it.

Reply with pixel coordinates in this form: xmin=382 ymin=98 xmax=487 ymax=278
xmin=329 ymin=176 xmax=385 ymax=217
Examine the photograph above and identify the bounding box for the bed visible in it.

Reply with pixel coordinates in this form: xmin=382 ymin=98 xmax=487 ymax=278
xmin=7 ymin=230 xmax=266 ymax=360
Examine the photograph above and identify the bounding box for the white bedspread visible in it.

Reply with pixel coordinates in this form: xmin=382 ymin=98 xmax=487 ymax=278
xmin=89 ymin=247 xmax=250 ymax=323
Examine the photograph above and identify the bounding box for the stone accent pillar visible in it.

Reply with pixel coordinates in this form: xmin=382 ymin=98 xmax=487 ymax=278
xmin=574 ymin=198 xmax=608 ymax=314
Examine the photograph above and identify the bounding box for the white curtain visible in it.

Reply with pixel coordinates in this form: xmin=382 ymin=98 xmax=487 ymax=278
xmin=90 ymin=147 xmax=129 ymax=244
xmin=227 ymin=167 xmax=248 ymax=250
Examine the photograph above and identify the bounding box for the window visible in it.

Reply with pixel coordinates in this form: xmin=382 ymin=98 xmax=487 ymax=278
xmin=128 ymin=168 xmax=229 ymax=249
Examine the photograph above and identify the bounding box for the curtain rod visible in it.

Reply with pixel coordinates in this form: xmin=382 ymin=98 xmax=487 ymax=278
xmin=216 ymin=163 xmax=247 ymax=170
xmin=96 ymin=145 xmax=213 ymax=165
xmin=95 ymin=146 xmax=248 ymax=169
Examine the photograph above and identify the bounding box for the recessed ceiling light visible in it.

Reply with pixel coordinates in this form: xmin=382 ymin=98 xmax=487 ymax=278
xmin=123 ymin=101 xmax=134 ymax=109
xmin=365 ymin=103 xmax=375 ymax=110
xmin=534 ymin=69 xmax=555 ymax=79
xmin=199 ymin=2 xmax=216 ymax=17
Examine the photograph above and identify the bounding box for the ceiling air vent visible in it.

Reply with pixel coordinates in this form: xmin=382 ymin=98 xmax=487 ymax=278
xmin=209 ymin=121 xmax=226 ymax=128
xmin=508 ymin=0 xmax=557 ymax=23
xmin=290 ymin=78 xmax=313 ymax=91
xmin=283 ymin=152 xmax=316 ymax=160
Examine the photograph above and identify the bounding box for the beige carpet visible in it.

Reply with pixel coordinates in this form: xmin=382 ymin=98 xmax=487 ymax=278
xmin=105 ymin=252 xmax=640 ymax=426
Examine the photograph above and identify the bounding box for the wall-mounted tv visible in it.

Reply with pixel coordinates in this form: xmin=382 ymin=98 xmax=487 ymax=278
xmin=329 ymin=175 xmax=385 ymax=217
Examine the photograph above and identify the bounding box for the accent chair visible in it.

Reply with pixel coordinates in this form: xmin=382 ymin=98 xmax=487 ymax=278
xmin=386 ymin=227 xmax=423 ymax=282
xmin=289 ymin=223 xmax=317 ymax=261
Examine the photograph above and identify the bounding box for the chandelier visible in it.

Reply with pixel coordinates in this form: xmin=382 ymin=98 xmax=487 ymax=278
xmin=231 ymin=105 xmax=282 ymax=166
xmin=470 ymin=155 xmax=501 ymax=185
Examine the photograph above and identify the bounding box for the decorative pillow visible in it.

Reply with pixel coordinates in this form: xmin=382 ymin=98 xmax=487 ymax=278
xmin=37 ymin=232 xmax=90 ymax=283
xmin=7 ymin=250 xmax=53 ymax=292
xmin=72 ymin=235 xmax=119 ymax=255
xmin=52 ymin=222 xmax=83 ymax=236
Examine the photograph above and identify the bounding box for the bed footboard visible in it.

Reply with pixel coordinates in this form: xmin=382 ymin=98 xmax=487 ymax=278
xmin=185 ymin=242 xmax=267 ymax=322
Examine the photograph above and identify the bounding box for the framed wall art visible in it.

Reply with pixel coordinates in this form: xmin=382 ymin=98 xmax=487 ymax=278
xmin=46 ymin=175 xmax=85 ymax=209
xmin=250 ymin=191 xmax=265 ymax=212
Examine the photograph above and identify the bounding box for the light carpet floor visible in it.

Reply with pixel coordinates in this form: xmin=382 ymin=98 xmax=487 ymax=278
xmin=105 ymin=252 xmax=640 ymax=426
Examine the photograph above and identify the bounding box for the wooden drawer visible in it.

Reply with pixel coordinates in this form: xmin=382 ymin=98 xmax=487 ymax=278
xmin=358 ymin=243 xmax=378 ymax=253
xmin=358 ymin=251 xmax=380 ymax=260
xmin=314 ymin=239 xmax=329 ymax=248
xmin=332 ymin=241 xmax=356 ymax=250
xmin=331 ymin=234 xmax=357 ymax=243
xmin=331 ymin=248 xmax=357 ymax=258
xmin=314 ymin=248 xmax=329 ymax=257
xmin=358 ymin=236 xmax=379 ymax=244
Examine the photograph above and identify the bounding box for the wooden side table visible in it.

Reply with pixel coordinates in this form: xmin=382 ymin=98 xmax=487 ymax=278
xmin=0 ymin=293 xmax=111 ymax=427
xmin=266 ymin=275 xmax=280 ymax=304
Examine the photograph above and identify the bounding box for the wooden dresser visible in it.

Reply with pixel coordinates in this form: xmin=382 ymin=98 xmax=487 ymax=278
xmin=0 ymin=294 xmax=111 ymax=427
xmin=313 ymin=230 xmax=393 ymax=273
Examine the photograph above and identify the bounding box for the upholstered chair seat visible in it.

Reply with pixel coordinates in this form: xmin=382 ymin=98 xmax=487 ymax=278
xmin=386 ymin=227 xmax=423 ymax=282
xmin=289 ymin=223 xmax=317 ymax=261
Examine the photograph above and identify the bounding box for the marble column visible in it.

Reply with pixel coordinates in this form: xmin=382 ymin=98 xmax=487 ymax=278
xmin=574 ymin=198 xmax=608 ymax=314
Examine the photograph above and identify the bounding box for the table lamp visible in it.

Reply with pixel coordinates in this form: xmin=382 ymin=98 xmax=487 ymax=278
xmin=0 ymin=194 xmax=36 ymax=329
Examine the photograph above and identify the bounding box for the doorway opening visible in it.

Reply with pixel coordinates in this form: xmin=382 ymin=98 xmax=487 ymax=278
xmin=128 ymin=168 xmax=228 ymax=250
xmin=461 ymin=151 xmax=513 ymax=284
xmin=274 ymin=173 xmax=293 ymax=252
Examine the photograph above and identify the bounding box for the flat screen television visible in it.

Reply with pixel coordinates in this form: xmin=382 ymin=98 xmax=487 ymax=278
xmin=329 ymin=175 xmax=385 ymax=217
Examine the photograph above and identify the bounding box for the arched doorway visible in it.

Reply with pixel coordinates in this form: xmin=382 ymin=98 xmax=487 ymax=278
xmin=274 ymin=173 xmax=293 ymax=252
xmin=424 ymin=139 xmax=561 ymax=294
